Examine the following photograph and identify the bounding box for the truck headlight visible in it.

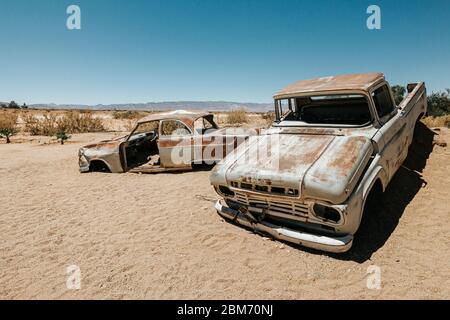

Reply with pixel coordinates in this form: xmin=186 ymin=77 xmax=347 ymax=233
xmin=313 ymin=203 xmax=341 ymax=223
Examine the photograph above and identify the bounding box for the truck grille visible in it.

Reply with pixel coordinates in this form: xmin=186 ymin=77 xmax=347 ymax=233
xmin=231 ymin=181 xmax=299 ymax=197
xmin=233 ymin=191 xmax=310 ymax=218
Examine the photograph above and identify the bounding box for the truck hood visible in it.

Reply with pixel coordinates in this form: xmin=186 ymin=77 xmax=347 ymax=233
xmin=213 ymin=133 xmax=373 ymax=204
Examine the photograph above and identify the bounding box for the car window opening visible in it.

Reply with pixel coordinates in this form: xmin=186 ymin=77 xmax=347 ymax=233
xmin=276 ymin=94 xmax=372 ymax=126
xmin=194 ymin=115 xmax=219 ymax=135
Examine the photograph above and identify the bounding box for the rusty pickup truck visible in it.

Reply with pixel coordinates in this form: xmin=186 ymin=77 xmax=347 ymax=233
xmin=210 ymin=73 xmax=427 ymax=253
xmin=79 ymin=110 xmax=255 ymax=173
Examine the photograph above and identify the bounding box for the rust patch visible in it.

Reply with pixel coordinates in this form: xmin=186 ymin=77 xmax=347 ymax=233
xmin=83 ymin=141 xmax=121 ymax=149
xmin=137 ymin=110 xmax=210 ymax=126
xmin=277 ymin=135 xmax=334 ymax=172
xmin=158 ymin=138 xmax=192 ymax=148
xmin=279 ymin=127 xmax=340 ymax=136
xmin=328 ymin=136 xmax=366 ymax=177
xmin=274 ymin=72 xmax=384 ymax=98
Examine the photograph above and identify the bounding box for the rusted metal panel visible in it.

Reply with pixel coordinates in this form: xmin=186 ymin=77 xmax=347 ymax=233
xmin=224 ymin=134 xmax=335 ymax=189
xmin=217 ymin=134 xmax=373 ymax=204
xmin=158 ymin=135 xmax=193 ymax=168
xmin=137 ymin=110 xmax=210 ymax=126
xmin=274 ymin=73 xmax=384 ymax=99
xmin=302 ymin=136 xmax=373 ymax=204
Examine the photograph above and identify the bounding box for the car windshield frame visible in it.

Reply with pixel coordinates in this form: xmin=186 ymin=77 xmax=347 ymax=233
xmin=127 ymin=120 xmax=159 ymax=141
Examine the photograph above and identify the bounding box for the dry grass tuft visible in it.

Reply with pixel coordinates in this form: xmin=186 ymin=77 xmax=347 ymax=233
xmin=23 ymin=113 xmax=58 ymax=136
xmin=123 ymin=119 xmax=136 ymax=131
xmin=59 ymin=111 xmax=104 ymax=133
xmin=24 ymin=111 xmax=104 ymax=136
xmin=226 ymin=108 xmax=248 ymax=124
xmin=422 ymin=115 xmax=450 ymax=128
xmin=113 ymin=110 xmax=143 ymax=120
xmin=261 ymin=111 xmax=276 ymax=127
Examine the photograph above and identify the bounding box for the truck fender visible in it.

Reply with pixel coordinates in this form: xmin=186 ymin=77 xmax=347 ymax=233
xmin=362 ymin=165 xmax=387 ymax=199
xmin=358 ymin=165 xmax=387 ymax=226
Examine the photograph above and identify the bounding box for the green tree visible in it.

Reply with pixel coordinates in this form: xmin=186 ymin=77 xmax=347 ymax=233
xmin=391 ymin=85 xmax=406 ymax=105
xmin=0 ymin=113 xmax=18 ymax=143
xmin=427 ymin=89 xmax=450 ymax=117
xmin=8 ymin=101 xmax=20 ymax=109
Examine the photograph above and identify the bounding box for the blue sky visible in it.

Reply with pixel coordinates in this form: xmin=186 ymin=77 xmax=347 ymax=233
xmin=0 ymin=0 xmax=449 ymax=105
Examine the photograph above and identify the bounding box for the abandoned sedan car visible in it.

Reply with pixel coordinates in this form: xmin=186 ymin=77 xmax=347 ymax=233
xmin=79 ymin=110 xmax=255 ymax=173
xmin=210 ymin=73 xmax=427 ymax=252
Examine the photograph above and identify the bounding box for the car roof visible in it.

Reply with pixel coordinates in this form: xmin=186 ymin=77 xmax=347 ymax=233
xmin=273 ymin=72 xmax=385 ymax=99
xmin=137 ymin=110 xmax=212 ymax=125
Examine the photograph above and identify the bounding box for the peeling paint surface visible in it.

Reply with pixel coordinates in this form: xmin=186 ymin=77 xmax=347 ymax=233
xmin=274 ymin=73 xmax=384 ymax=98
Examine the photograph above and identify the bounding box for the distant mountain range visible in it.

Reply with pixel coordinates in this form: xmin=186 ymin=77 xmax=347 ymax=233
xmin=25 ymin=101 xmax=273 ymax=112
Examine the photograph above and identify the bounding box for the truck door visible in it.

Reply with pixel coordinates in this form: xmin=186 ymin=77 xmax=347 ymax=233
xmin=158 ymin=119 xmax=193 ymax=168
xmin=371 ymin=83 xmax=408 ymax=180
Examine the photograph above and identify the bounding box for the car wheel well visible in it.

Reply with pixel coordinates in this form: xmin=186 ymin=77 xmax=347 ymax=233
xmin=363 ymin=179 xmax=383 ymax=213
xmin=89 ymin=160 xmax=111 ymax=173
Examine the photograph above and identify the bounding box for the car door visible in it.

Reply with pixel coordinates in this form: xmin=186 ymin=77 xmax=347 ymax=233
xmin=192 ymin=116 xmax=230 ymax=165
xmin=158 ymin=119 xmax=193 ymax=168
xmin=371 ymin=83 xmax=408 ymax=181
xmin=120 ymin=120 xmax=159 ymax=171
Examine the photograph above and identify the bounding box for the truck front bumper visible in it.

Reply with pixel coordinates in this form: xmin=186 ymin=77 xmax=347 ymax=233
xmin=215 ymin=200 xmax=353 ymax=253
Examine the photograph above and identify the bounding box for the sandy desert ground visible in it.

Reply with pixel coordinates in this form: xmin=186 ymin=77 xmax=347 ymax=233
xmin=0 ymin=125 xmax=449 ymax=299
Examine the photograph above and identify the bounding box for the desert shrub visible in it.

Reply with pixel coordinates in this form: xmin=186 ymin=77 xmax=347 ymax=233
xmin=7 ymin=101 xmax=20 ymax=109
xmin=123 ymin=119 xmax=136 ymax=131
xmin=56 ymin=131 xmax=71 ymax=145
xmin=226 ymin=108 xmax=248 ymax=124
xmin=24 ymin=111 xmax=104 ymax=136
xmin=23 ymin=114 xmax=40 ymax=135
xmin=24 ymin=113 xmax=58 ymax=136
xmin=422 ymin=115 xmax=450 ymax=128
xmin=391 ymin=86 xmax=450 ymax=115
xmin=261 ymin=111 xmax=275 ymax=127
xmin=58 ymin=111 xmax=104 ymax=133
xmin=1 ymin=100 xmax=28 ymax=109
xmin=0 ymin=112 xmax=18 ymax=143
xmin=391 ymin=85 xmax=406 ymax=105
xmin=113 ymin=110 xmax=141 ymax=120
xmin=427 ymin=89 xmax=450 ymax=117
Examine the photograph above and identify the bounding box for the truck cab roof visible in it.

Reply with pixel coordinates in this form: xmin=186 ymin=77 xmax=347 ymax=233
xmin=274 ymin=73 xmax=385 ymax=99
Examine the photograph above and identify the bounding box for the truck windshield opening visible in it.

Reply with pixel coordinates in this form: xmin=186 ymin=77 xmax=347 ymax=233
xmin=275 ymin=94 xmax=372 ymax=126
